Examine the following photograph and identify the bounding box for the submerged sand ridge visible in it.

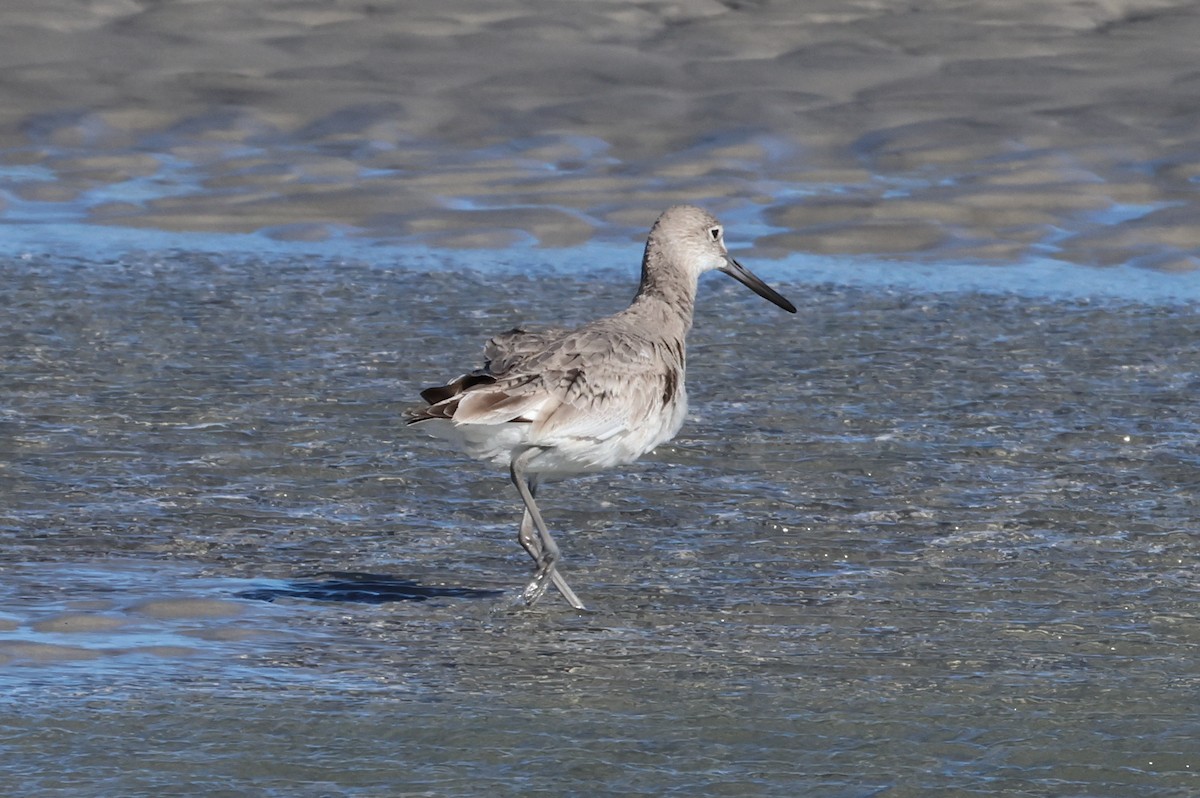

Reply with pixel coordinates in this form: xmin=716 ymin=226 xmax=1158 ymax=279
xmin=1 ymin=0 xmax=1199 ymax=270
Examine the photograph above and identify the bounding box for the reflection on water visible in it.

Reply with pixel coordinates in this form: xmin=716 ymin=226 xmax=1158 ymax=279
xmin=2 ymin=256 xmax=1197 ymax=795
xmin=239 ymin=572 xmax=505 ymax=604
xmin=3 ymin=0 xmax=1200 ymax=277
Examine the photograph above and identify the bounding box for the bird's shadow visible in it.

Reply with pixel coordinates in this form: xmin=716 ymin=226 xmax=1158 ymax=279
xmin=237 ymin=571 xmax=505 ymax=604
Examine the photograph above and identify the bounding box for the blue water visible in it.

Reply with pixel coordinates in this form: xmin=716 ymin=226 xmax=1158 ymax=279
xmin=2 ymin=215 xmax=1199 ymax=305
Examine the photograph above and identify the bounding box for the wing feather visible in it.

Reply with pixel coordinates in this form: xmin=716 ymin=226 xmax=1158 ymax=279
xmin=408 ymin=319 xmax=685 ymax=446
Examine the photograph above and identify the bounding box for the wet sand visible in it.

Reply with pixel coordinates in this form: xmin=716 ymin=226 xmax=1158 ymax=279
xmin=1 ymin=0 xmax=1200 ymax=271
xmin=3 ymin=255 xmax=1199 ymax=794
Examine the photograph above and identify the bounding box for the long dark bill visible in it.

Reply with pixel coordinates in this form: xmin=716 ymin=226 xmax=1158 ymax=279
xmin=720 ymin=256 xmax=797 ymax=313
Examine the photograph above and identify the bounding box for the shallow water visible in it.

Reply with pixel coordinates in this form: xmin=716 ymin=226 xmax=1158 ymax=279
xmin=3 ymin=257 xmax=1198 ymax=795
xmin=4 ymin=0 xmax=1200 ymax=279
xmin=3 ymin=0 xmax=1200 ymax=795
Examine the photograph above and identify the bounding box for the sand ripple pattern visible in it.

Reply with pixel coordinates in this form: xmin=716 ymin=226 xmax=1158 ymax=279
xmin=0 ymin=0 xmax=1198 ymax=269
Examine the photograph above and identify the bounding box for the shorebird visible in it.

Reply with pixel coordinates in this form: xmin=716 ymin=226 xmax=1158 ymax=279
xmin=406 ymin=205 xmax=795 ymax=609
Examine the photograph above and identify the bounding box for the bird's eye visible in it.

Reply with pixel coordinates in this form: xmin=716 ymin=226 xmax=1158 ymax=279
xmin=708 ymin=226 xmax=722 ymax=242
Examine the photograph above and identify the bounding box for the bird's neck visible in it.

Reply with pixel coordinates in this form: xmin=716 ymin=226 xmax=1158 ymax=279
xmin=632 ymin=251 xmax=698 ymax=332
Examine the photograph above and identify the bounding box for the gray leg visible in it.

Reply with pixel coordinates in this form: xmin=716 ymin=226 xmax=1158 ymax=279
xmin=519 ymin=503 xmax=584 ymax=610
xmin=510 ymin=448 xmax=586 ymax=610
xmin=516 ymin=474 xmax=542 ymax=562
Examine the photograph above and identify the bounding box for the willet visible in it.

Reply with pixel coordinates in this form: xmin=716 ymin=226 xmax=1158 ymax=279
xmin=406 ymin=205 xmax=795 ymax=609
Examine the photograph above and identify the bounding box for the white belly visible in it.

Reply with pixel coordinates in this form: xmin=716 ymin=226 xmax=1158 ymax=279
xmin=415 ymin=387 xmax=689 ymax=478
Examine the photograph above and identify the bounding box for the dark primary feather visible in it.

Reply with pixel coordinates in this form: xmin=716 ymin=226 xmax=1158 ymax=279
xmin=419 ymin=373 xmax=495 ymax=405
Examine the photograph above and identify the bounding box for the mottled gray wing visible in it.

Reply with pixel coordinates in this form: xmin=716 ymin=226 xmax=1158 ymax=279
xmin=483 ymin=326 xmax=570 ymax=375
xmin=421 ymin=322 xmax=682 ymax=442
xmin=510 ymin=325 xmax=682 ymax=442
xmin=409 ymin=326 xmax=565 ymax=421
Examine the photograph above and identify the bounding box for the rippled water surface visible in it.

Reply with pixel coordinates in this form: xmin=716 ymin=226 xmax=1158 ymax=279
xmin=3 ymin=256 xmax=1198 ymax=796
xmin=3 ymin=0 xmax=1200 ymax=795
xmin=4 ymin=0 xmax=1200 ymax=277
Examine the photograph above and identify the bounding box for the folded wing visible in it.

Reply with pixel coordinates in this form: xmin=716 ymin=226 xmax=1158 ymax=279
xmin=407 ymin=322 xmax=681 ymax=447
